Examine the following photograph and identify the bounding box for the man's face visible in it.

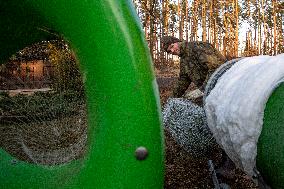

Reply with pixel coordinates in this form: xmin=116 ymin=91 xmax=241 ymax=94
xmin=167 ymin=42 xmax=180 ymax=55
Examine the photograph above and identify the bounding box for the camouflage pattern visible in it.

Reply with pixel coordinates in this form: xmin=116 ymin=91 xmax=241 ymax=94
xmin=173 ymin=41 xmax=226 ymax=97
xmin=160 ymin=36 xmax=181 ymax=52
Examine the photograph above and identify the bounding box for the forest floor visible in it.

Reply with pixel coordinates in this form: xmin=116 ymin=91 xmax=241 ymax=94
xmin=155 ymin=62 xmax=259 ymax=189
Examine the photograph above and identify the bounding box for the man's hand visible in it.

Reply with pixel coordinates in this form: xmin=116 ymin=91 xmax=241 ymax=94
xmin=184 ymin=89 xmax=204 ymax=100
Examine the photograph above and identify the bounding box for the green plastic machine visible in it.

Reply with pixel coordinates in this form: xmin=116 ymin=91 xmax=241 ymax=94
xmin=0 ymin=1 xmax=164 ymax=188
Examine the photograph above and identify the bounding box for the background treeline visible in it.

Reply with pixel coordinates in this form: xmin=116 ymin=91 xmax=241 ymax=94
xmin=132 ymin=0 xmax=284 ymax=64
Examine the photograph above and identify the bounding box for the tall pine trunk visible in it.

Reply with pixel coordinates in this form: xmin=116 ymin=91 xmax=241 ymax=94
xmin=191 ymin=0 xmax=199 ymax=41
xmin=272 ymin=0 xmax=277 ymax=55
xmin=202 ymin=0 xmax=207 ymax=41
xmin=236 ymin=0 xmax=239 ymax=57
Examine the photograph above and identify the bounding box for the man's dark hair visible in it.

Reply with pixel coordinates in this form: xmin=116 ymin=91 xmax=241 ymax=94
xmin=160 ymin=36 xmax=181 ymax=52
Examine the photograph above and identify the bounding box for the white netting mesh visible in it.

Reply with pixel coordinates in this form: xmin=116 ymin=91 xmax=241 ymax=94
xmin=205 ymin=54 xmax=284 ymax=176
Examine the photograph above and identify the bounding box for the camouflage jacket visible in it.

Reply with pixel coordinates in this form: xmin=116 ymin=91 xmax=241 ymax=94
xmin=173 ymin=41 xmax=226 ymax=97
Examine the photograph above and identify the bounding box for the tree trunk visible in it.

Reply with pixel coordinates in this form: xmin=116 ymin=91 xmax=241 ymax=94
xmin=208 ymin=0 xmax=213 ymax=43
xmin=144 ymin=0 xmax=149 ymax=42
xmin=223 ymin=1 xmax=228 ymax=57
xmin=262 ymin=0 xmax=267 ymax=54
xmin=272 ymin=0 xmax=277 ymax=55
xmin=202 ymin=0 xmax=207 ymax=41
xmin=162 ymin=0 xmax=169 ymax=35
xmin=149 ymin=0 xmax=155 ymax=59
xmin=191 ymin=0 xmax=199 ymax=41
xmin=234 ymin=0 xmax=239 ymax=57
xmin=185 ymin=0 xmax=189 ymax=42
xmin=258 ymin=0 xmax=262 ymax=54
xmin=212 ymin=0 xmax=218 ymax=49
xmin=179 ymin=0 xmax=184 ymax=39
xmin=278 ymin=10 xmax=284 ymax=54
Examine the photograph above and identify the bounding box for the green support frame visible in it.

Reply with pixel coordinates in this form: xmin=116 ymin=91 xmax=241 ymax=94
xmin=0 ymin=1 xmax=164 ymax=188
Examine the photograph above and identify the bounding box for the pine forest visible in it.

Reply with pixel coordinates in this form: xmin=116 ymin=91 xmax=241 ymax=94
xmin=132 ymin=0 xmax=284 ymax=63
